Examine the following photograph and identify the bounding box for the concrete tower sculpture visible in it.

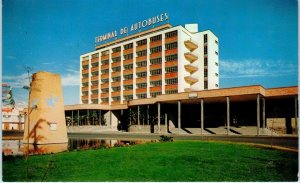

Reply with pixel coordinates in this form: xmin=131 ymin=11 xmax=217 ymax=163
xmin=23 ymin=72 xmax=68 ymax=154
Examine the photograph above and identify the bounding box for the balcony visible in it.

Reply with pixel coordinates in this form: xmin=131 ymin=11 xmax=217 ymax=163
xmin=150 ymin=75 xmax=162 ymax=81
xmin=101 ymin=83 xmax=109 ymax=89
xmin=111 ymin=81 xmax=120 ymax=87
xmin=91 ymin=94 xmax=98 ymax=99
xmin=91 ymin=57 xmax=99 ymax=64
xmin=111 ymin=91 xmax=121 ymax=97
xmin=101 ymin=101 xmax=109 ymax=105
xmin=150 ymin=40 xmax=162 ymax=47
xmin=136 ymin=45 xmax=147 ymax=52
xmin=165 ymin=84 xmax=178 ymax=91
xmin=123 ymin=58 xmax=133 ymax=65
xmin=123 ymin=69 xmax=133 ymax=75
xmin=165 ymin=36 xmax=177 ymax=44
xmin=91 ymin=66 xmax=99 ymax=73
xmin=111 ymin=71 xmax=121 ymax=77
xmin=101 ymin=73 xmax=109 ymax=79
xmin=101 ymin=55 xmax=109 ymax=60
xmin=82 ymin=60 xmax=89 ymax=66
xmin=136 ymin=66 xmax=147 ymax=73
xmin=184 ymin=64 xmax=198 ymax=73
xmin=123 ymin=48 xmax=133 ymax=55
xmin=123 ymin=89 xmax=133 ymax=95
xmin=81 ymin=95 xmax=88 ymax=100
xmin=136 ymin=88 xmax=147 ymax=94
xmin=150 ymin=63 xmax=162 ymax=70
xmin=82 ymin=78 xmax=89 ymax=83
xmin=91 ymin=76 xmax=98 ymax=82
xmin=150 ymin=52 xmax=162 ymax=59
xmin=150 ymin=86 xmax=162 ymax=92
xmin=136 ymin=55 xmax=147 ymax=62
xmin=184 ymin=39 xmax=198 ymax=51
xmin=101 ymin=93 xmax=109 ymax=98
xmin=81 ymin=86 xmax=89 ymax=92
xmin=111 ymin=51 xmax=121 ymax=58
xmin=112 ymin=61 xmax=121 ymax=67
xmin=101 ymin=64 xmax=109 ymax=70
xmin=82 ymin=69 xmax=89 ymax=74
xmin=111 ymin=101 xmax=120 ymax=105
xmin=91 ymin=85 xmax=98 ymax=90
xmin=165 ymin=60 xmax=178 ymax=67
xmin=165 ymin=72 xmax=178 ymax=79
xmin=184 ymin=76 xmax=198 ymax=85
xmin=136 ymin=77 xmax=147 ymax=83
xmin=165 ymin=48 xmax=177 ymax=56
xmin=123 ymin=79 xmax=133 ymax=85
xmin=185 ymin=52 xmax=198 ymax=63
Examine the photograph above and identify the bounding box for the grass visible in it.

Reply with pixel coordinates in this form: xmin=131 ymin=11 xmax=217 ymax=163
xmin=3 ymin=141 xmax=298 ymax=182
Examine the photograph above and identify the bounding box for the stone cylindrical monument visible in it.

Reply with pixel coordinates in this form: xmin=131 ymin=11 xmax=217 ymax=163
xmin=23 ymin=72 xmax=68 ymax=146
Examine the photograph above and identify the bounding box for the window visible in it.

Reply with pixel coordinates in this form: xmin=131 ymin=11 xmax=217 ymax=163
xmin=112 ymin=57 xmax=121 ymax=63
xmin=92 ymin=62 xmax=99 ymax=67
xmin=112 ymin=66 xmax=121 ymax=72
xmin=112 ymin=86 xmax=120 ymax=91
xmin=102 ymin=98 xmax=109 ymax=102
xmin=215 ymin=84 xmax=219 ymax=87
xmin=124 ymin=95 xmax=133 ymax=100
xmin=204 ymin=46 xmax=208 ymax=55
xmin=150 ymin=80 xmax=162 ymax=87
xmin=137 ymin=83 xmax=147 ymax=88
xmin=150 ymin=46 xmax=162 ymax=53
xmin=150 ymin=35 xmax=162 ymax=42
xmin=124 ymin=85 xmax=133 ymax=90
xmin=101 ymin=88 xmax=109 ymax=93
xmin=215 ymin=40 xmax=218 ymax=44
xmin=101 ymin=69 xmax=109 ymax=74
xmin=82 ymin=65 xmax=88 ymax=70
xmin=215 ymin=51 xmax=218 ymax=55
xmin=124 ymin=43 xmax=133 ymax=50
xmin=101 ymin=50 xmax=109 ymax=56
xmin=215 ymin=62 xmax=218 ymax=66
xmin=215 ymin=73 xmax=219 ymax=77
xmin=101 ymin=60 xmax=109 ymax=65
xmin=150 ymin=69 xmax=161 ymax=76
xmin=204 ymin=69 xmax=208 ymax=77
xmin=137 ymin=72 xmax=147 ymax=78
xmin=165 ymin=78 xmax=178 ymax=85
xmin=204 ymin=58 xmax=208 ymax=66
xmin=165 ymin=30 xmax=177 ymax=38
xmin=101 ymin=78 xmax=109 ymax=83
xmin=165 ymin=66 xmax=178 ymax=73
xmin=82 ymin=56 xmax=89 ymax=61
xmin=136 ymin=61 xmax=147 ymax=68
xmin=136 ymin=50 xmax=147 ymax=57
xmin=204 ymin=34 xmax=207 ymax=43
xmin=151 ymin=92 xmax=161 ymax=97
xmin=124 ymin=53 xmax=133 ymax=60
xmin=112 ymin=47 xmax=121 ymax=53
xmin=137 ymin=94 xmax=147 ymax=99
xmin=150 ymin=57 xmax=162 ymax=65
xmin=112 ymin=96 xmax=120 ymax=101
xmin=124 ymin=64 xmax=133 ymax=70
xmin=82 ymin=73 xmax=89 ymax=78
xmin=165 ymin=90 xmax=177 ymax=94
xmin=165 ymin=42 xmax=177 ymax=50
xmin=136 ymin=39 xmax=147 ymax=46
xmin=92 ymin=53 xmax=99 ymax=58
xmin=112 ymin=76 xmax=121 ymax=82
xmin=124 ymin=74 xmax=133 ymax=80
xmin=204 ymin=81 xmax=208 ymax=90
xmin=165 ymin=54 xmax=177 ymax=62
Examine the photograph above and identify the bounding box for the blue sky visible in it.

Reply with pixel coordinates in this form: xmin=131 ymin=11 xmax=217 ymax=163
xmin=2 ymin=0 xmax=298 ymax=106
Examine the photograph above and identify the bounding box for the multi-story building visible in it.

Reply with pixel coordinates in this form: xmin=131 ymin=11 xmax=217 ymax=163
xmin=80 ymin=23 xmax=219 ymax=105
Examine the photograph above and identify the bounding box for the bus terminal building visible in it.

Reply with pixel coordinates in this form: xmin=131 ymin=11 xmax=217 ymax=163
xmin=65 ymin=17 xmax=298 ymax=136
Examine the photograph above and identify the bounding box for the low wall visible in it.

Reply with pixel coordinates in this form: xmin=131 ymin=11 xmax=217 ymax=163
xmin=128 ymin=125 xmax=169 ymax=133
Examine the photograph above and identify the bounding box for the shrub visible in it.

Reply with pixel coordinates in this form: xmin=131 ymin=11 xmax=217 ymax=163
xmin=159 ymin=135 xmax=173 ymax=142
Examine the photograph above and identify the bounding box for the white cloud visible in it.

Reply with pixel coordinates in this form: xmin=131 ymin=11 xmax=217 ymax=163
xmin=61 ymin=73 xmax=80 ymax=86
xmin=220 ymin=59 xmax=297 ymax=79
xmin=2 ymin=73 xmax=30 ymax=88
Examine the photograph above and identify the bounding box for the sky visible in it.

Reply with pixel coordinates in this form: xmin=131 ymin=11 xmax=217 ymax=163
xmin=2 ymin=0 xmax=298 ymax=106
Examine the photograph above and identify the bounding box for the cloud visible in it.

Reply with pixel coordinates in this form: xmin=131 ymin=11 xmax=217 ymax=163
xmin=61 ymin=73 xmax=80 ymax=86
xmin=2 ymin=73 xmax=30 ymax=88
xmin=220 ymin=59 xmax=297 ymax=79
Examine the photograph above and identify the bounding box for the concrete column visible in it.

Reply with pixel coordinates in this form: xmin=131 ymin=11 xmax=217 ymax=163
xmin=99 ymin=110 xmax=102 ymax=127
xmin=262 ymin=98 xmax=266 ymax=130
xmin=257 ymin=94 xmax=260 ymax=135
xmin=87 ymin=109 xmax=90 ymax=125
xmin=147 ymin=105 xmax=149 ymax=125
xmin=158 ymin=103 xmax=161 ymax=133
xmin=226 ymin=97 xmax=230 ymax=135
xmin=201 ymin=99 xmax=204 ymax=135
xmin=178 ymin=100 xmax=181 ymax=134
xmin=109 ymin=110 xmax=112 ymax=128
xmin=77 ymin=110 xmax=80 ymax=126
xmin=138 ymin=106 xmax=140 ymax=128
xmin=71 ymin=110 xmax=74 ymax=126
xmin=295 ymin=96 xmax=298 ymax=134
xmin=165 ymin=113 xmax=168 ymax=133
xmin=129 ymin=108 xmax=132 ymax=125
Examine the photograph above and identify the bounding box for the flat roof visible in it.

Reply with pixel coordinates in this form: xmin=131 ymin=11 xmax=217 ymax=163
xmin=65 ymin=85 xmax=298 ymax=111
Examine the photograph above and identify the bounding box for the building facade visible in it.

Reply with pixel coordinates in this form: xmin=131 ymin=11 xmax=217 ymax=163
xmin=80 ymin=23 xmax=219 ymax=105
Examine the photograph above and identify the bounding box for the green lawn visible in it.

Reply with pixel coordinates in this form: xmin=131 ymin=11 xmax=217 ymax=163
xmin=3 ymin=141 xmax=298 ymax=182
